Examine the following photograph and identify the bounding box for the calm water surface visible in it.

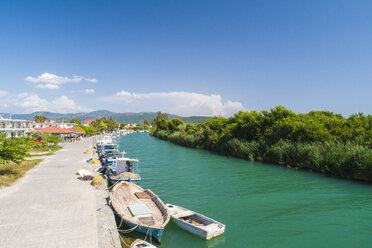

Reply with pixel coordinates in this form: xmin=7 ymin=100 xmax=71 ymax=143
xmin=116 ymin=133 xmax=372 ymax=248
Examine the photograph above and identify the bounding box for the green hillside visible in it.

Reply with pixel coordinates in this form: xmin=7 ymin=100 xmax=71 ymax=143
xmin=5 ymin=111 xmax=210 ymax=124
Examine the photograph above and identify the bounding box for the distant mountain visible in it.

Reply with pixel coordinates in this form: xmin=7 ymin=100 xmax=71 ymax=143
xmin=2 ymin=110 xmax=210 ymax=124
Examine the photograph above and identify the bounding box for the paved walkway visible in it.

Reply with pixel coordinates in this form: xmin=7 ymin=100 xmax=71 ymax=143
xmin=0 ymin=138 xmax=100 ymax=248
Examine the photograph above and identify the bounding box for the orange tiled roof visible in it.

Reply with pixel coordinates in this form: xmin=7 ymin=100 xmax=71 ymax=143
xmin=27 ymin=126 xmax=74 ymax=134
xmin=82 ymin=119 xmax=96 ymax=124
xmin=66 ymin=128 xmax=85 ymax=133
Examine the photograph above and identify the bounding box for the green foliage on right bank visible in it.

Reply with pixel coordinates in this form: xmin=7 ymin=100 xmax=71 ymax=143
xmin=151 ymin=107 xmax=372 ymax=182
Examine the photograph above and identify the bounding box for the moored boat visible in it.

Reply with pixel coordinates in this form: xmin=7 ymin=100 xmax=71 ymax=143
xmin=107 ymin=157 xmax=141 ymax=183
xmin=166 ymin=204 xmax=225 ymax=240
xmin=130 ymin=239 xmax=157 ymax=248
xmin=108 ymin=171 xmax=141 ymax=183
xmin=110 ymin=182 xmax=170 ymax=242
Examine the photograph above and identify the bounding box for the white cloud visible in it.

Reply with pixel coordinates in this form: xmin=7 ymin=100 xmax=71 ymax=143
xmin=85 ymin=78 xmax=98 ymax=83
xmin=102 ymin=91 xmax=244 ymax=116
xmin=116 ymin=91 xmax=131 ymax=97
xmin=0 ymin=90 xmax=8 ymax=97
xmin=35 ymin=83 xmax=61 ymax=89
xmin=15 ymin=93 xmax=91 ymax=113
xmin=82 ymin=89 xmax=95 ymax=94
xmin=25 ymin=72 xmax=98 ymax=90
xmin=16 ymin=93 xmax=49 ymax=111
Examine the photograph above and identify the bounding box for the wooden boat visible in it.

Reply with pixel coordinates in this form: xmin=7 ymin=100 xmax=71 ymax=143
xmin=130 ymin=239 xmax=157 ymax=248
xmin=110 ymin=182 xmax=170 ymax=242
xmin=166 ymin=204 xmax=225 ymax=240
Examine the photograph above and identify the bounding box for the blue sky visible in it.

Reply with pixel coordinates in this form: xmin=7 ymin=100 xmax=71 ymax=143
xmin=0 ymin=0 xmax=371 ymax=116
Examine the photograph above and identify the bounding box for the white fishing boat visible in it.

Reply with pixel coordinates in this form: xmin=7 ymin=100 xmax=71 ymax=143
xmin=107 ymin=157 xmax=141 ymax=183
xmin=166 ymin=204 xmax=225 ymax=240
xmin=130 ymin=239 xmax=157 ymax=248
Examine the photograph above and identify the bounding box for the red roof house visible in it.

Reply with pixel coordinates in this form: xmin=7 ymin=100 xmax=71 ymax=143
xmin=82 ymin=119 xmax=96 ymax=126
xmin=27 ymin=126 xmax=74 ymax=134
xmin=66 ymin=128 xmax=85 ymax=134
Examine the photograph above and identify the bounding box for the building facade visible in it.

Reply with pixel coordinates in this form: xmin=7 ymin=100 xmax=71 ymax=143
xmin=31 ymin=121 xmax=77 ymax=129
xmin=0 ymin=116 xmax=32 ymax=138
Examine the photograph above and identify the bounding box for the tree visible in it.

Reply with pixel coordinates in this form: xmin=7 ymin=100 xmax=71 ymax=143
xmin=74 ymin=126 xmax=84 ymax=131
xmin=144 ymin=119 xmax=150 ymax=126
xmin=152 ymin=111 xmax=168 ymax=128
xmin=0 ymin=134 xmax=28 ymax=162
xmin=31 ymin=131 xmax=44 ymax=140
xmin=45 ymin=134 xmax=61 ymax=145
xmin=104 ymin=118 xmax=118 ymax=132
xmin=69 ymin=118 xmax=81 ymax=125
xmin=97 ymin=120 xmax=107 ymax=132
xmin=84 ymin=126 xmax=95 ymax=136
xmin=34 ymin=115 xmax=48 ymax=122
xmin=168 ymin=118 xmax=184 ymax=131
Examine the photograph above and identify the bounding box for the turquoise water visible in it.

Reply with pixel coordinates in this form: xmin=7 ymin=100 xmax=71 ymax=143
xmin=117 ymin=133 xmax=372 ymax=248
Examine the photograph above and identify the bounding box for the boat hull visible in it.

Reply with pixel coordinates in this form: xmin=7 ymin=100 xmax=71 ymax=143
xmin=170 ymin=217 xmax=225 ymax=240
xmin=171 ymin=217 xmax=208 ymax=239
xmin=120 ymin=218 xmax=164 ymax=242
xmin=108 ymin=175 xmax=141 ymax=184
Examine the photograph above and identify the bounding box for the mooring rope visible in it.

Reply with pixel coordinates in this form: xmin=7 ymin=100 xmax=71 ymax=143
xmin=107 ymin=178 xmax=121 ymax=190
xmin=117 ymin=222 xmax=141 ymax=234
xmin=119 ymin=234 xmax=130 ymax=248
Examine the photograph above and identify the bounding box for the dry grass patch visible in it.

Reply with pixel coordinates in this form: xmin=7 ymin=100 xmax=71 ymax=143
xmin=0 ymin=159 xmax=43 ymax=187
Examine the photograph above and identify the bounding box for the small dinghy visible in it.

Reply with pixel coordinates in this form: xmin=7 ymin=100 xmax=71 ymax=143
xmin=110 ymin=182 xmax=170 ymax=242
xmin=166 ymin=204 xmax=225 ymax=240
xmin=130 ymin=239 xmax=157 ymax=248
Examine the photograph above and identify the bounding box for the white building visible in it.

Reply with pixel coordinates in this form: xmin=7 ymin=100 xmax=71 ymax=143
xmin=31 ymin=121 xmax=77 ymax=129
xmin=0 ymin=116 xmax=32 ymax=138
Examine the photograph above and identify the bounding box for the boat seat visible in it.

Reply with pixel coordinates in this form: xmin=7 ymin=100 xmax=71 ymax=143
xmin=138 ymin=216 xmax=155 ymax=226
xmin=135 ymin=191 xmax=151 ymax=199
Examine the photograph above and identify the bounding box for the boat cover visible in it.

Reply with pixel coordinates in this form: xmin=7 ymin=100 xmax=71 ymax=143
xmin=128 ymin=204 xmax=152 ymax=216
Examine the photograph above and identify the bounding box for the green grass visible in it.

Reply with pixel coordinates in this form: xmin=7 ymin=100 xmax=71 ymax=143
xmin=29 ymin=145 xmax=62 ymax=154
xmin=0 ymin=159 xmax=43 ymax=187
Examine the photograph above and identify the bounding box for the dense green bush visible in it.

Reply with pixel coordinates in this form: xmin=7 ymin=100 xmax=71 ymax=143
xmin=151 ymin=107 xmax=372 ymax=182
xmin=0 ymin=134 xmax=29 ymax=163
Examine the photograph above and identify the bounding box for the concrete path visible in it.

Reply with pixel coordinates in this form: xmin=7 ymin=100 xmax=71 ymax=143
xmin=0 ymin=138 xmax=105 ymax=248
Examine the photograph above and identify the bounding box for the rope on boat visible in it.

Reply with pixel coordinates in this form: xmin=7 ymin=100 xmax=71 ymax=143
xmin=149 ymin=227 xmax=152 ymax=244
xmin=144 ymin=225 xmax=150 ymax=241
xmin=110 ymin=201 xmax=142 ymax=234
xmin=143 ymin=223 xmax=153 ymax=245
xmin=117 ymin=222 xmax=141 ymax=233
xmin=107 ymin=179 xmax=121 ymax=190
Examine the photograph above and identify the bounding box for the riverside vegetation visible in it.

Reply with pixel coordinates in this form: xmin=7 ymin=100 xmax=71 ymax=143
xmin=0 ymin=133 xmax=61 ymax=187
xmin=150 ymin=107 xmax=372 ymax=182
xmin=0 ymin=115 xmax=148 ymax=187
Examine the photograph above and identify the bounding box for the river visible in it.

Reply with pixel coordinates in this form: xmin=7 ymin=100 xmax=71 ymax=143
xmin=116 ymin=132 xmax=372 ymax=248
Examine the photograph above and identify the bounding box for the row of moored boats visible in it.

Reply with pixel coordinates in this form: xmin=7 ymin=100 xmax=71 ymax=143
xmin=93 ymin=134 xmax=225 ymax=247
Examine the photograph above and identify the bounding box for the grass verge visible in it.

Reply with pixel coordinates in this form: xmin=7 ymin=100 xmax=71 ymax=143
xmin=0 ymin=159 xmax=43 ymax=188
xmin=29 ymin=145 xmax=62 ymax=153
